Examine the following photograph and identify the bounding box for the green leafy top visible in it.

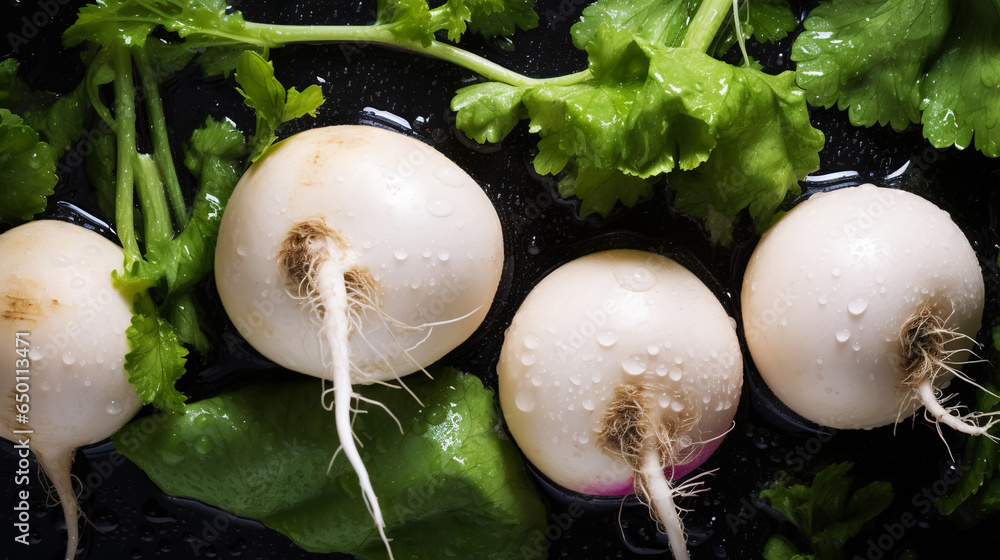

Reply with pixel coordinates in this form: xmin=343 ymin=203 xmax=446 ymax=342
xmin=0 ymin=58 xmax=89 ymax=222
xmin=0 ymin=109 xmax=57 ymax=221
xmin=234 ymin=51 xmax=324 ymax=162
xmin=64 ymin=0 xmax=266 ymax=49
xmin=761 ymin=463 xmax=894 ymax=560
xmin=453 ymin=0 xmax=818 ymax=241
xmin=793 ymin=0 xmax=1000 ymax=157
xmin=114 ymin=367 xmax=549 ymax=560
xmin=66 ymin=0 xmax=537 ymax=52
xmin=377 ymin=0 xmax=538 ymax=45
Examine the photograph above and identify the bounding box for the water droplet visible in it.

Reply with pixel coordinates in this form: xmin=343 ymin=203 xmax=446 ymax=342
xmin=515 ymin=391 xmax=536 ymax=412
xmin=425 ymin=198 xmax=454 ymax=217
xmin=669 ymin=369 xmax=682 ymax=381
xmin=831 ymin=267 xmax=842 ymax=278
xmin=438 ymin=249 xmax=450 ymax=262
xmin=70 ymin=276 xmax=86 ymax=290
xmin=702 ymin=394 xmax=712 ymax=404
xmin=614 ymin=265 xmax=656 ymax=292
xmin=423 ymin=404 xmax=448 ymax=425
xmin=433 ymin=165 xmax=464 ymax=187
xmin=596 ymin=331 xmax=619 ymax=348
xmin=524 ymin=334 xmax=540 ymax=350
xmin=194 ymin=414 xmax=212 ymax=430
xmin=194 ymin=435 xmax=214 ymax=454
xmin=647 ymin=344 xmax=660 ymax=356
xmin=84 ymin=378 xmax=92 ymax=387
xmin=622 ymin=354 xmax=648 ymax=375
xmin=94 ymin=508 xmax=119 ymax=532
xmin=422 ymin=248 xmax=432 ymax=259
xmin=852 ymin=341 xmax=862 ymax=352
xmin=848 ymin=298 xmax=868 ymax=316
xmin=62 ymin=352 xmax=76 ymax=365
xmin=582 ymin=400 xmax=595 ymax=411
xmin=835 ymin=329 xmax=851 ymax=343
xmin=674 ymin=356 xmax=684 ymax=365
xmin=816 ymin=357 xmax=824 ymax=365
xmin=335 ymin=174 xmax=346 ymax=182
xmin=670 ymin=401 xmax=685 ymax=412
xmin=876 ymin=274 xmax=885 ymax=284
xmin=50 ymin=253 xmax=71 ymax=267
xmin=521 ymin=353 xmax=537 ymax=366
xmin=410 ymin=276 xmax=423 ymax=289
xmin=106 ymin=400 xmax=123 ymax=415
xmin=236 ymin=244 xmax=248 ymax=257
xmin=530 ymin=376 xmax=542 ymax=387
xmin=818 ymin=295 xmax=828 ymax=305
xmin=658 ymin=396 xmax=672 ymax=409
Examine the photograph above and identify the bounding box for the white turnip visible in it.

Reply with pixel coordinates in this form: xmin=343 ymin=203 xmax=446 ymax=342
xmin=742 ymin=184 xmax=989 ymax=434
xmin=0 ymin=220 xmax=142 ymax=560
xmin=497 ymin=249 xmax=743 ymax=560
xmin=214 ymin=125 xmax=505 ymax=556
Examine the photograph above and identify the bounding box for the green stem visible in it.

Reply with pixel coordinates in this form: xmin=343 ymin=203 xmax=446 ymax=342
xmin=135 ymin=44 xmax=187 ymax=229
xmin=680 ymin=0 xmax=733 ymax=53
xmin=246 ymin=22 xmax=591 ymax=87
xmin=110 ymin=44 xmax=140 ymax=264
xmin=134 ymin=152 xmax=173 ymax=249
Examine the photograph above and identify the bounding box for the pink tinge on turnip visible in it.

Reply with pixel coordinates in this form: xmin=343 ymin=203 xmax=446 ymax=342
xmin=214 ymin=125 xmax=505 ymax=559
xmin=742 ymin=184 xmax=993 ymax=439
xmin=0 ymin=220 xmax=143 ymax=560
xmin=498 ymin=249 xmax=743 ymax=560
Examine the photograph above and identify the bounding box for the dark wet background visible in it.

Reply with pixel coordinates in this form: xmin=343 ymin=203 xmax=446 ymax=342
xmin=2 ymin=0 xmax=999 ymax=558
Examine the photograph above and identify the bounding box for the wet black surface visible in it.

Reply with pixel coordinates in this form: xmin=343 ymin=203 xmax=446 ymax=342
xmin=2 ymin=1 xmax=999 ymax=559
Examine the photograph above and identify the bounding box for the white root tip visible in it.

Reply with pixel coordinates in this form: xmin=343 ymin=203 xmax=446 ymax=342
xmin=917 ymin=380 xmax=1000 ymax=441
xmin=37 ymin=448 xmax=80 ymax=560
xmin=292 ymin=227 xmax=394 ymax=560
xmin=639 ymin=450 xmax=691 ymax=560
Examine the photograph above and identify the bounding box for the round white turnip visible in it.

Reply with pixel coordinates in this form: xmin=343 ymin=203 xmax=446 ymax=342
xmin=498 ymin=249 xmax=743 ymax=560
xmin=742 ymin=184 xmax=988 ymax=434
xmin=214 ymin=125 xmax=505 ymax=557
xmin=0 ymin=220 xmax=142 ymax=560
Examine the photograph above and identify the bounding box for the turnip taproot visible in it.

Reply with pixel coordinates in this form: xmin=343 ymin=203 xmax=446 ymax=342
xmin=498 ymin=249 xmax=743 ymax=560
xmin=214 ymin=125 xmax=505 ymax=556
xmin=742 ymin=184 xmax=989 ymax=434
xmin=0 ymin=220 xmax=142 ymax=560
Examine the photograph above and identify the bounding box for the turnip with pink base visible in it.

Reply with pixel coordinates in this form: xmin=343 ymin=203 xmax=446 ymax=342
xmin=498 ymin=249 xmax=743 ymax=560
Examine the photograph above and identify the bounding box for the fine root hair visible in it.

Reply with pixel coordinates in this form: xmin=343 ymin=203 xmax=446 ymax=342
xmin=898 ymin=304 xmax=1000 ymax=443
xmin=279 ymin=218 xmax=379 ymax=322
xmin=598 ymin=384 xmax=701 ymax=472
